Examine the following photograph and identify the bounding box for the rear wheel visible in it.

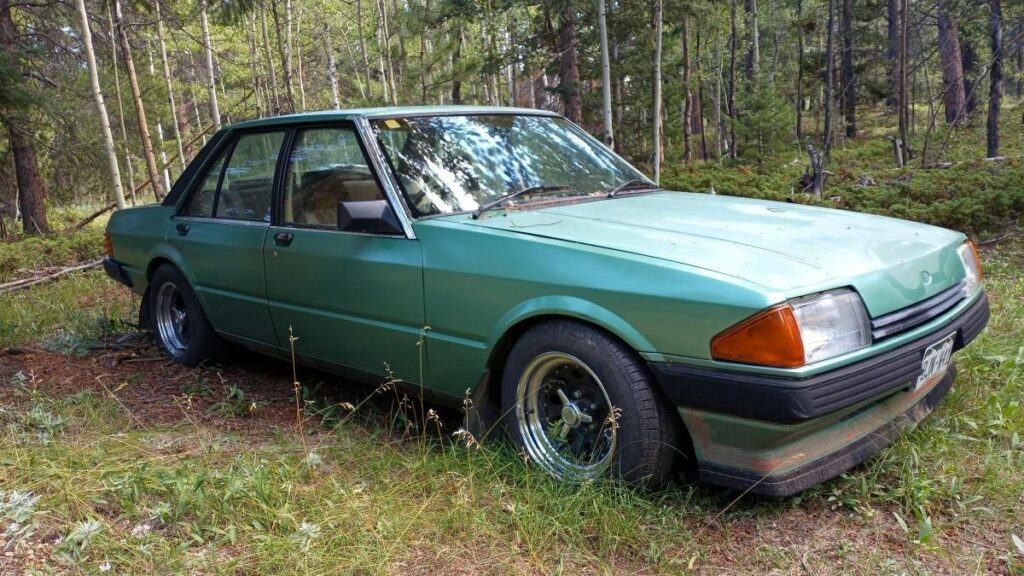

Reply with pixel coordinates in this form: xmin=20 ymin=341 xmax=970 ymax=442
xmin=501 ymin=320 xmax=683 ymax=488
xmin=149 ymin=264 xmax=221 ymax=366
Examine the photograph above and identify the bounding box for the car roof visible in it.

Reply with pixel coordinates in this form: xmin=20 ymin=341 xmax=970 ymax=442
xmin=227 ymin=105 xmax=561 ymax=130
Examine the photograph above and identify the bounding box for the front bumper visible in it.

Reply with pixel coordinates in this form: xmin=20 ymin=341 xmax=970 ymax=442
xmin=648 ymin=292 xmax=989 ymax=496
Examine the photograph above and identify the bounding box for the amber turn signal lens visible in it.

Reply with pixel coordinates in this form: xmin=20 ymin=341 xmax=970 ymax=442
xmin=103 ymin=230 xmax=114 ymax=258
xmin=965 ymin=240 xmax=983 ymax=281
xmin=711 ymin=305 xmax=806 ymax=368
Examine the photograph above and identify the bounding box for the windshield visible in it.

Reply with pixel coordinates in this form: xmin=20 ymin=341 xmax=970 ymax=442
xmin=372 ymin=114 xmax=649 ymax=217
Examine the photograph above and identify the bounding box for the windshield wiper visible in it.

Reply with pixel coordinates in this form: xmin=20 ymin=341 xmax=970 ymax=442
xmin=471 ymin=185 xmax=573 ymax=219
xmin=607 ymin=179 xmax=660 ymax=198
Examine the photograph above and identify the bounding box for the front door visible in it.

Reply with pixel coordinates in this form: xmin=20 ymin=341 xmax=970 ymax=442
xmin=168 ymin=129 xmax=286 ymax=346
xmin=264 ymin=124 xmax=425 ymax=383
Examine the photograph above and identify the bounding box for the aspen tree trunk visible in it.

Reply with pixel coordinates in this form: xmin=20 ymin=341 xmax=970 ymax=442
xmin=156 ymin=2 xmax=186 ymax=170
xmin=652 ymin=0 xmax=663 ymax=183
xmin=108 ymin=5 xmax=136 ymax=201
xmin=325 ymin=25 xmax=341 ymax=109
xmin=261 ymin=6 xmax=281 ymax=113
xmin=148 ymin=51 xmax=172 ymax=192
xmin=246 ymin=14 xmax=265 ymax=117
xmin=296 ymin=6 xmax=306 ymax=111
xmin=597 ymin=0 xmax=613 ymax=147
xmin=986 ymin=0 xmax=1003 ymax=157
xmin=337 ymin=22 xmax=367 ymax=99
xmin=356 ymin=0 xmax=373 ymax=99
xmin=272 ymin=0 xmax=297 ymax=112
xmin=375 ymin=0 xmax=398 ymax=104
xmin=451 ymin=26 xmax=463 ymax=104
xmin=114 ymin=0 xmax=164 ymax=200
xmin=199 ymin=1 xmax=221 ymax=131
xmin=75 ymin=0 xmax=124 ymax=208
xmin=76 ymin=0 xmax=125 ymax=209
xmin=824 ymin=0 xmax=835 ymax=160
xmin=840 ymin=0 xmax=855 ymax=137
xmin=714 ymin=25 xmax=723 ymax=162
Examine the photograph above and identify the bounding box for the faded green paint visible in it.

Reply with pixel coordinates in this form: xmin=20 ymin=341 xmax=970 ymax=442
xmin=105 ymin=107 xmax=984 ymax=484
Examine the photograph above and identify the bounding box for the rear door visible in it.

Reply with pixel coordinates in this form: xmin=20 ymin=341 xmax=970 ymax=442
xmin=263 ymin=123 xmax=425 ymax=383
xmin=168 ymin=129 xmax=286 ymax=346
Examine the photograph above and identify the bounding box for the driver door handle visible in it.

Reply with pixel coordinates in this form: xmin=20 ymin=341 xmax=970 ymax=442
xmin=175 ymin=222 xmax=190 ymax=236
xmin=273 ymin=231 xmax=294 ymax=247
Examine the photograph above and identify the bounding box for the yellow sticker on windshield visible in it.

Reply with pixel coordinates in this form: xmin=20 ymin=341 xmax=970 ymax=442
xmin=383 ymin=119 xmax=401 ymax=129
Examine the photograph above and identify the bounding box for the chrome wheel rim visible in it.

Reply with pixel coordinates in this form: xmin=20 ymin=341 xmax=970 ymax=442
xmin=515 ymin=352 xmax=616 ymax=480
xmin=155 ymin=282 xmax=188 ymax=357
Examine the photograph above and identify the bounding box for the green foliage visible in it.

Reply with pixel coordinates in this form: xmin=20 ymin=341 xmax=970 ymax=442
xmin=0 ymin=227 xmax=104 ymax=282
xmin=731 ymin=77 xmax=796 ymax=170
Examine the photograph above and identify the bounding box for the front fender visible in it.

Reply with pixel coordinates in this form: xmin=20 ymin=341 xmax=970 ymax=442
xmin=486 ymin=295 xmax=658 ymax=355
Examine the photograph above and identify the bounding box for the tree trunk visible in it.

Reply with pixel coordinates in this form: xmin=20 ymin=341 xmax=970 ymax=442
xmin=246 ymin=15 xmax=264 ymax=118
xmin=727 ymin=0 xmax=738 ymax=159
xmin=986 ymin=0 xmax=1003 ymax=158
xmin=886 ymin=0 xmax=899 ymax=108
xmin=355 ymin=0 xmax=373 ymax=100
xmin=114 ymin=0 xmax=164 ymax=200
xmin=840 ymin=0 xmax=855 ymax=138
xmin=681 ymin=13 xmax=693 ymax=164
xmin=898 ymin=0 xmax=910 ymax=164
xmin=272 ymin=0 xmax=296 ymax=112
xmin=936 ymin=1 xmax=967 ymax=125
xmin=325 ymin=25 xmax=341 ymax=109
xmin=962 ymin=39 xmax=978 ymax=114
xmin=199 ymin=1 xmax=221 ymax=131
xmin=260 ymin=6 xmax=281 ymax=113
xmin=744 ymin=0 xmax=759 ymax=80
xmin=796 ymin=0 xmax=804 ymax=140
xmin=77 ymin=0 xmax=126 ymax=210
xmin=157 ymin=3 xmax=186 ymax=168
xmin=108 ymin=5 xmax=136 ymax=200
xmin=558 ymin=5 xmax=581 ymax=123
xmin=714 ymin=24 xmax=723 ymax=162
xmin=296 ymin=6 xmax=306 ymax=111
xmin=652 ymin=0 xmax=663 ymax=183
xmin=0 ymin=0 xmax=48 ymax=233
xmin=598 ymin=0 xmax=613 ymax=147
xmin=823 ymin=0 xmax=836 ymax=160
xmin=375 ymin=0 xmax=398 ymax=105
xmin=451 ymin=26 xmax=463 ymax=104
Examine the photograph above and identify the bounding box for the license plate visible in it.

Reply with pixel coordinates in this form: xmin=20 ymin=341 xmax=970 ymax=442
xmin=915 ymin=333 xmax=956 ymax=390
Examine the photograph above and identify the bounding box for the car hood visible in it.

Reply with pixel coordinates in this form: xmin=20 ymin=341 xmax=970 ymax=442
xmin=458 ymin=192 xmax=967 ymax=316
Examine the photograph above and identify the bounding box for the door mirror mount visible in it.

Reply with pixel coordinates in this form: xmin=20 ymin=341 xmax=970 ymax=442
xmin=337 ymin=200 xmax=404 ymax=235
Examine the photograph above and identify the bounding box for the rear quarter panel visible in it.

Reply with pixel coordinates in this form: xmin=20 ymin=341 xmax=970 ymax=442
xmin=106 ymin=204 xmax=176 ymax=295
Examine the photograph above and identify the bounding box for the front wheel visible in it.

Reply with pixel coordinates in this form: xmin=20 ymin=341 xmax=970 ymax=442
xmin=149 ymin=264 xmax=221 ymax=367
xmin=501 ymin=320 xmax=683 ymax=488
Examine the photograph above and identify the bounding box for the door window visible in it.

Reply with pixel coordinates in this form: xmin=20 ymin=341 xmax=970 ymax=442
xmin=215 ymin=131 xmax=286 ymax=221
xmin=282 ymin=127 xmax=385 ymax=228
xmin=183 ymin=148 xmax=228 ymax=217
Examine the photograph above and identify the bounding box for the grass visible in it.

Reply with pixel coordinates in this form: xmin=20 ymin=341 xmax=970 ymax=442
xmin=0 ymin=229 xmax=1021 ymax=574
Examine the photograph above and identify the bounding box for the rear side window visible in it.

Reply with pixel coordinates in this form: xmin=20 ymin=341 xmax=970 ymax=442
xmin=216 ymin=131 xmax=286 ymax=221
xmin=282 ymin=127 xmax=385 ymax=228
xmin=182 ymin=130 xmax=286 ymax=221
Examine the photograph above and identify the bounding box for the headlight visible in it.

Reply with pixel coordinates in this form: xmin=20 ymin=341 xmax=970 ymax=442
xmin=711 ymin=289 xmax=871 ymax=368
xmin=957 ymin=240 xmax=983 ymax=294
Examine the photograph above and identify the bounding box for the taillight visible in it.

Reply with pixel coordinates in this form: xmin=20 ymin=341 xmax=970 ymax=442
xmin=103 ymin=230 xmax=114 ymax=257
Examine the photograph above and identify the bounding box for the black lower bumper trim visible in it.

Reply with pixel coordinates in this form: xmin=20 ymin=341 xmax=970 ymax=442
xmin=648 ymin=292 xmax=988 ymax=424
xmin=699 ymin=365 xmax=957 ymax=497
xmin=102 ymin=257 xmax=132 ymax=288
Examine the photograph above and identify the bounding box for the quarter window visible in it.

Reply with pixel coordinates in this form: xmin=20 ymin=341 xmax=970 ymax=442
xmin=184 ymin=147 xmax=227 ymax=217
xmin=283 ymin=127 xmax=385 ymax=228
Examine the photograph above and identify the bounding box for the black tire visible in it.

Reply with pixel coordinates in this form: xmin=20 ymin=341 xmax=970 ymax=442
xmin=149 ymin=264 xmax=222 ymax=367
xmin=501 ymin=319 xmax=684 ymax=488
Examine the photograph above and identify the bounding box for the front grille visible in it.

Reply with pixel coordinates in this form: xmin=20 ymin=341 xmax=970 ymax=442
xmin=871 ymin=280 xmax=967 ymax=340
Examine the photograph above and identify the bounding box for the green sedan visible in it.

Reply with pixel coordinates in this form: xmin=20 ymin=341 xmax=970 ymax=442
xmin=103 ymin=106 xmax=989 ymax=494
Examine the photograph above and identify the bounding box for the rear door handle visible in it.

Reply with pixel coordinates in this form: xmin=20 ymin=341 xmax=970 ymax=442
xmin=273 ymin=231 xmax=294 ymax=246
xmin=175 ymin=222 xmax=190 ymax=236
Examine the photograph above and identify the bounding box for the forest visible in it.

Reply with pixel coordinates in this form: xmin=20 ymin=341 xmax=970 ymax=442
xmin=2 ymin=1 xmax=1024 ymax=574
xmin=1 ymin=0 xmax=1023 ymax=237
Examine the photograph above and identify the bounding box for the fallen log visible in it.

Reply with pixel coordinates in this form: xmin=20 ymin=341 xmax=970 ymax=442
xmin=0 ymin=259 xmax=103 ymax=295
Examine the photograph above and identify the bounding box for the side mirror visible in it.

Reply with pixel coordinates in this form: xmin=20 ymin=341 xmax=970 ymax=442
xmin=337 ymin=200 xmax=404 ymax=235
